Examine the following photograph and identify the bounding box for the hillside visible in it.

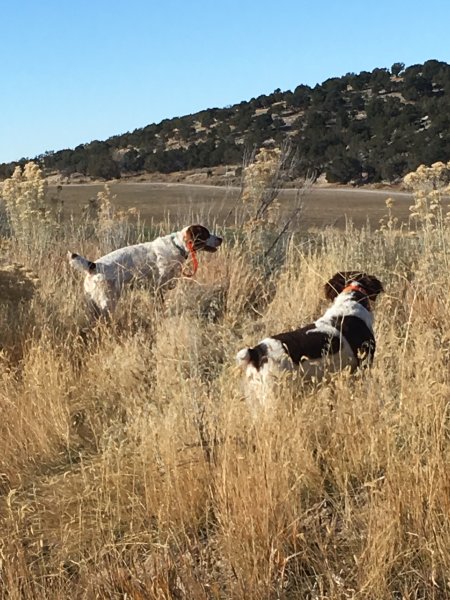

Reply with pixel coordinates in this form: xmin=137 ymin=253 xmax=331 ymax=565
xmin=2 ymin=59 xmax=450 ymax=184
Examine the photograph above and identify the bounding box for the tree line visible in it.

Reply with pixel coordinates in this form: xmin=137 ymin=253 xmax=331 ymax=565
xmin=1 ymin=60 xmax=450 ymax=184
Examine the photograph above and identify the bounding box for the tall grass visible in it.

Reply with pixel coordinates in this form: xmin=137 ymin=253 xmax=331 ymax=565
xmin=0 ymin=161 xmax=449 ymax=598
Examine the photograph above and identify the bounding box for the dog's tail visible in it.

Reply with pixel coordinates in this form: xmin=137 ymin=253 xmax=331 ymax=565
xmin=236 ymin=344 xmax=268 ymax=370
xmin=236 ymin=348 xmax=251 ymax=367
xmin=67 ymin=251 xmax=96 ymax=273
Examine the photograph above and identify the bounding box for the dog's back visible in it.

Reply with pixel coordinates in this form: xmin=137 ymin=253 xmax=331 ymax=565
xmin=236 ymin=323 xmax=357 ymax=385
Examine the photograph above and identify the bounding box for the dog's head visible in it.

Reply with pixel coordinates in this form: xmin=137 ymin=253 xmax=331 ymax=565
xmin=183 ymin=224 xmax=223 ymax=253
xmin=324 ymin=271 xmax=384 ymax=303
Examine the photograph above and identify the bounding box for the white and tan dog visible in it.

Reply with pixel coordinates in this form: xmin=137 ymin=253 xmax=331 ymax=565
xmin=68 ymin=224 xmax=222 ymax=317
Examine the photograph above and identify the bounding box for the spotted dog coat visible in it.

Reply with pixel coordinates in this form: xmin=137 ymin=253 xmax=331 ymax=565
xmin=68 ymin=224 xmax=222 ymax=317
xmin=236 ymin=272 xmax=383 ymax=404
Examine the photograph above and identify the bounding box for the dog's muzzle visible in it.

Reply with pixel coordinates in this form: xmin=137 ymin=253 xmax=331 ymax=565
xmin=204 ymin=235 xmax=223 ymax=252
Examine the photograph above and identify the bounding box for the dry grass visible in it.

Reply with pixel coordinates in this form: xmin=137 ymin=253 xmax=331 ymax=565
xmin=0 ymin=163 xmax=449 ymax=598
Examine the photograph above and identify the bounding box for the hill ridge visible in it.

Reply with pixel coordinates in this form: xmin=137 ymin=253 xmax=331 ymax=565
xmin=1 ymin=59 xmax=450 ymax=185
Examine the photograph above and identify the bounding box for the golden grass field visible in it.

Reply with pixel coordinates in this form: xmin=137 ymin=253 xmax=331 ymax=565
xmin=0 ymin=160 xmax=450 ymax=599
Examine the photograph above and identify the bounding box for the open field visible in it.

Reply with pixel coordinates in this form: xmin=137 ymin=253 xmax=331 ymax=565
xmin=0 ymin=165 xmax=450 ymax=598
xmin=50 ymin=181 xmax=417 ymax=230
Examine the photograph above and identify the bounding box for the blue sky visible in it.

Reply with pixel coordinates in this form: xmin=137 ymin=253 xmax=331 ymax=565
xmin=1 ymin=0 xmax=449 ymax=163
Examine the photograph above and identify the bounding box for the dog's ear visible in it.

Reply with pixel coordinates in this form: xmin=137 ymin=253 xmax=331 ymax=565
xmin=324 ymin=271 xmax=364 ymax=301
xmin=184 ymin=224 xmax=211 ymax=247
xmin=357 ymin=275 xmax=384 ymax=301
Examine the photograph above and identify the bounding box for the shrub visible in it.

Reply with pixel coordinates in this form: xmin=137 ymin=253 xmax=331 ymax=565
xmin=0 ymin=162 xmax=61 ymax=250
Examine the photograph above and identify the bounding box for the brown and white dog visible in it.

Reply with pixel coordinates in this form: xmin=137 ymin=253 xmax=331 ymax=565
xmin=236 ymin=272 xmax=383 ymax=404
xmin=68 ymin=224 xmax=222 ymax=317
